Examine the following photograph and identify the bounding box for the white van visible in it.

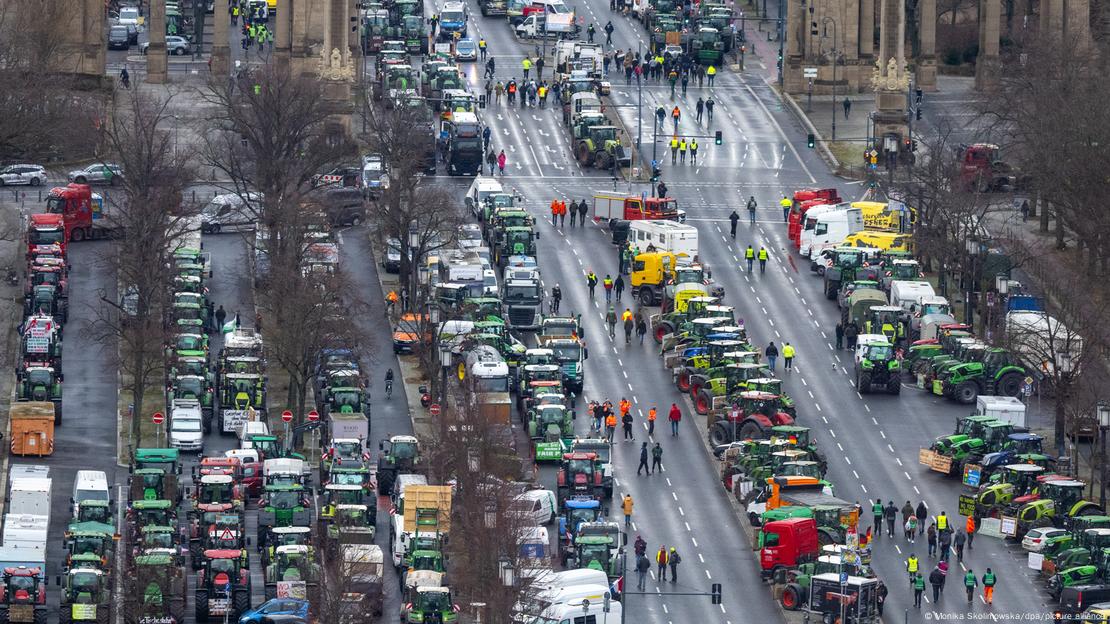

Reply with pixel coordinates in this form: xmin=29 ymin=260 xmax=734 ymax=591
xmin=515 ymin=584 xmax=613 ymax=623
xmin=536 ymin=595 xmax=622 ymax=623
xmin=889 ymin=281 xmax=937 ymax=312
xmin=72 ymin=470 xmax=110 ymax=515
xmin=628 ymin=220 xmax=698 ymax=259
xmin=201 ymin=193 xmax=261 ymax=234
xmin=804 ymin=208 xmax=864 ymax=257
xmin=465 ymin=176 xmax=504 ymax=217
xmin=528 ymin=568 xmax=609 ymax=593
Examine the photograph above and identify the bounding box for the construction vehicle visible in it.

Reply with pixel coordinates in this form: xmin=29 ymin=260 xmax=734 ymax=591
xmin=57 ymin=565 xmax=111 ymax=624
xmin=855 ymin=341 xmax=902 ymax=394
xmin=957 ymin=143 xmax=1028 ymax=192
xmin=194 ymin=550 xmax=251 ymax=622
xmin=263 ymin=545 xmax=319 ymax=600
xmin=127 ymin=554 xmax=186 ymax=624
xmin=377 ymin=435 xmax=421 ymax=496
xmin=556 ymin=452 xmax=606 ymax=504
xmin=44 ymin=183 xmax=116 ymax=242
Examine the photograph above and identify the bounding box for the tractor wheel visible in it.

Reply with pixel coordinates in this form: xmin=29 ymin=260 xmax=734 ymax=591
xmin=170 ymin=598 xmax=185 ymax=624
xmin=31 ymin=611 xmax=45 ymax=624
xmin=233 ymin=588 xmax=251 ymax=616
xmin=825 ymin=281 xmax=837 ymax=300
xmin=857 ymin=373 xmax=871 ymax=394
xmin=781 ymin=583 xmax=803 ymax=610
xmin=96 ymin=606 xmax=110 ymax=624
xmin=695 ymin=389 xmax=712 ymax=415
xmin=709 ymin=422 xmax=731 ymax=447
xmin=676 ymin=370 xmax=691 ymax=392
xmin=738 ymin=419 xmax=765 ymax=440
xmin=195 ymin=589 xmax=210 ymax=621
xmin=653 ymin=322 xmax=671 ymax=343
xmin=954 ymin=380 xmax=979 ymax=405
xmin=997 ymin=372 xmax=1022 ymax=398
xmin=688 ymin=377 xmax=704 ymax=399
xmin=596 ymin=151 xmax=612 ymax=170
xmin=888 ymin=377 xmax=902 ymax=394
xmin=577 ymin=143 xmax=591 ymax=165
xmin=59 ymin=609 xmax=73 ymax=624
xmin=817 ymin=528 xmax=837 ymax=547
xmin=639 ymin=288 xmax=655 ymax=306
xmin=377 ymin=471 xmax=394 ymax=496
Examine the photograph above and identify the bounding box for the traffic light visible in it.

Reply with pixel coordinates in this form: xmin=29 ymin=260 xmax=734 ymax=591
xmin=651 ymin=163 xmax=661 ymax=182
xmin=915 ymin=88 xmax=923 ymax=104
xmin=810 ymin=21 xmax=818 ymax=35
xmin=711 ymin=583 xmax=723 ymax=605
xmin=916 ymin=107 xmax=922 ymax=121
xmin=807 ymin=133 xmax=815 ymax=149
xmin=911 ymin=139 xmax=919 ymax=152
xmin=715 ymin=130 xmax=723 ymax=145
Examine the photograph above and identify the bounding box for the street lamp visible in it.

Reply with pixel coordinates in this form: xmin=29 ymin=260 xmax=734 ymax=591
xmin=1099 ymin=402 xmax=1110 ymax=508
xmin=498 ymin=555 xmax=516 ymax=587
xmin=485 ymin=502 xmax=498 ymax=529
xmin=821 ymin=17 xmax=838 ymax=141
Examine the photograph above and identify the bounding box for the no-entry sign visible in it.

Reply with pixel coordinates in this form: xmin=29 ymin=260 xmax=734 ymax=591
xmin=152 ymin=412 xmax=165 ymax=425
xmin=281 ymin=410 xmax=293 ymax=423
xmin=307 ymin=410 xmax=319 ymax=422
xmin=429 ymin=404 xmax=441 ymax=417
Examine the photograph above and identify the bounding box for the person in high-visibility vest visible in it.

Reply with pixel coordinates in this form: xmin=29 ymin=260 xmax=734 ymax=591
xmin=706 ymin=65 xmax=717 ymax=86
xmin=783 ymin=342 xmax=796 ymax=370
xmin=937 ymin=511 xmax=949 ymax=533
xmin=679 ymin=138 xmax=687 ymax=164
xmin=758 ymin=247 xmax=769 ymax=273
xmin=966 ymin=515 xmax=976 ymax=549
xmin=647 ymin=406 xmax=657 ymax=437
xmin=780 ymin=195 xmax=793 ymax=222
xmin=745 ymin=246 xmax=755 ymax=272
xmin=964 ymin=569 xmax=978 ymax=603
xmin=622 ymin=494 xmax=634 ymax=525
xmin=906 ymin=554 xmax=919 ymax=580
xmin=522 ymin=57 xmax=532 ymax=79
xmin=603 ymin=275 xmax=614 ymax=302
xmin=982 ymin=567 xmax=996 ymax=604
xmin=690 ymin=139 xmax=698 ymax=165
xmin=670 ymin=136 xmax=679 ymax=164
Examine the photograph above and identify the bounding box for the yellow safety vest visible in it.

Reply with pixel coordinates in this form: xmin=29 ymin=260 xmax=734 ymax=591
xmin=758 ymin=249 xmax=768 ymax=260
xmin=783 ymin=345 xmax=795 ymax=358
xmin=523 ymin=59 xmax=531 ymax=69
xmin=745 ymin=248 xmax=754 ymax=259
xmin=707 ymin=66 xmax=717 ymax=75
xmin=670 ymin=138 xmax=679 ymax=149
xmin=781 ymin=198 xmax=792 ymax=208
xmin=622 ymin=311 xmax=633 ymax=322
xmin=691 ymin=141 xmax=698 ymax=151
xmin=907 ymin=556 xmax=919 ymax=573
xmin=937 ymin=515 xmax=948 ymax=531
xmin=679 ymin=141 xmax=687 ymax=151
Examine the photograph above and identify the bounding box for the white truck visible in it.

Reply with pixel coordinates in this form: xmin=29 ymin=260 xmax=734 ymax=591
xmin=889 ymin=281 xmax=937 ymax=312
xmin=1005 ymin=311 xmax=1084 ymax=376
xmin=628 ymin=220 xmax=698 ymax=259
xmin=803 ymin=207 xmax=864 ymax=257
xmin=974 ymin=396 xmax=1026 ymax=428
xmin=2 ymin=514 xmax=48 ymax=554
xmin=516 ymin=12 xmax=576 ymax=38
xmin=8 ymin=477 xmax=51 ymax=516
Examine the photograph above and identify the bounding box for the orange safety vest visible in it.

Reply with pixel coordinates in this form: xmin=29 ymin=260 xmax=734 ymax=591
xmin=551 ymin=200 xmax=560 ymax=214
xmin=605 ymin=414 xmax=617 ymax=428
xmin=967 ymin=516 xmax=976 ymax=533
xmin=648 ymin=408 xmax=657 ymax=421
xmin=619 ymin=400 xmax=631 ymax=415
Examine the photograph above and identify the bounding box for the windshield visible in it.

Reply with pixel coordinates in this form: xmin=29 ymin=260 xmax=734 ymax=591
xmin=506 ymin=285 xmax=539 ymax=300
xmin=441 ymin=9 xmax=465 ymax=20
xmin=30 ymin=230 xmax=64 ymax=245
xmin=25 ymin=369 xmax=53 ymax=386
xmin=175 ymin=378 xmax=203 ymax=397
xmin=72 ymin=536 xmax=104 ymax=555
xmin=568 ymin=459 xmax=592 ymax=473
xmin=578 ymin=543 xmax=609 ymax=565
xmin=332 ymin=391 xmax=361 ymax=411
xmin=392 ymin=441 xmax=417 ymax=459
xmin=866 ymin=345 xmax=893 ymax=360
xmin=551 ymin=344 xmax=581 ymax=361
xmin=144 ymin=532 xmax=173 ymax=548
xmin=474 ymin=375 xmax=510 ymax=392
xmin=419 ymin=591 xmax=452 ymax=611
xmin=333 ymin=472 xmax=367 ymax=487
xmin=567 ymin=508 xmax=596 ymax=527
xmin=269 ymin=490 xmax=301 ymax=509
xmin=452 ymin=137 xmax=482 ymax=151
xmin=172 ymin=418 xmax=202 ymax=433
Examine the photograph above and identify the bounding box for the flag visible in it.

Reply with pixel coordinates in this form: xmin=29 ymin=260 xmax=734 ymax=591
xmin=222 ymin=319 xmax=237 ymax=334
xmin=610 ymin=576 xmax=623 ymax=597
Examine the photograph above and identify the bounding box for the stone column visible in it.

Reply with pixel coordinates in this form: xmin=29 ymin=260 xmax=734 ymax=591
xmin=783 ymin=0 xmax=805 ymax=93
xmin=917 ymin=0 xmax=937 ymax=90
xmin=974 ymin=0 xmax=1000 ymax=90
xmin=83 ymin=0 xmax=107 ymax=76
xmin=146 ymin=0 xmax=168 ymax=83
xmin=211 ymin=0 xmax=230 ymax=77
xmin=1065 ymin=0 xmax=1090 ymax=47
xmin=873 ymin=0 xmax=909 ymax=144
xmin=859 ymin=0 xmax=874 ymax=58
xmin=274 ymin=0 xmax=292 ymax=69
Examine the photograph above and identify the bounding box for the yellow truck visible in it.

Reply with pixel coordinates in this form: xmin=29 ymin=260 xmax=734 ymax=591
xmin=841 ymin=230 xmax=913 ymax=253
xmin=853 ymin=201 xmax=915 ymax=232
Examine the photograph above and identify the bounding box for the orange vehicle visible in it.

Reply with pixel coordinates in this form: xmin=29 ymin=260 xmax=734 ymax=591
xmin=788 ymin=188 xmax=840 ymax=248
xmin=9 ymin=402 xmax=55 ymax=456
xmin=592 ymin=192 xmax=682 ymax=223
xmin=392 ymin=312 xmax=431 ymax=354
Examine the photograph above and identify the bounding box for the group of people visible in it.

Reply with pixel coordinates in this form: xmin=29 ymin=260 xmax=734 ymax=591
xmin=608 ymin=47 xmax=718 ymax=93
xmin=229 ymin=0 xmax=272 ymax=52
xmin=631 ymin=535 xmax=683 ymax=589
xmin=550 ymin=198 xmax=591 ymax=228
xmin=489 ymin=77 xmax=555 ymax=109
xmin=835 ymin=319 xmax=861 ymax=350
xmin=588 ymin=400 xmax=683 ymax=440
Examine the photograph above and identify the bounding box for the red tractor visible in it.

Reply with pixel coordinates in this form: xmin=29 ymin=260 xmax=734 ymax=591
xmin=195 ymin=550 xmax=251 ymax=622
xmin=556 ymin=452 xmax=606 ymax=505
xmin=707 ymin=391 xmax=796 ymax=446
xmin=788 ymin=188 xmax=841 ymax=247
xmin=0 ymin=566 xmax=48 ymax=624
xmin=957 ymin=143 xmax=1029 ymax=192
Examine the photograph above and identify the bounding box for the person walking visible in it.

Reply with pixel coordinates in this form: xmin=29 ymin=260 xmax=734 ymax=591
xmin=614 ymin=274 xmax=625 ymax=300
xmin=655 ymin=105 xmax=666 ymax=131
xmin=550 ymin=199 xmax=560 ymax=226
xmin=930 ymin=565 xmax=944 ymax=602
xmin=486 ymin=149 xmax=497 ymax=175
xmin=936 ymin=510 xmax=949 ymax=534
xmin=966 ymin=515 xmax=976 ymax=549
xmin=215 ymin=305 xmax=227 ymax=330
xmin=964 ymin=569 xmax=978 ymax=603
xmin=586 ymin=271 xmax=598 ymax=299
xmin=679 ymin=138 xmax=687 ymax=164
xmin=729 ymin=210 xmax=740 ymax=238
xmin=636 ymin=554 xmax=650 ymax=590
xmin=604 ymin=20 xmax=614 ymax=45
xmin=587 ymin=22 xmax=596 ymax=42
xmin=954 ymin=530 xmax=967 ymax=562
xmin=745 ymin=245 xmax=754 ymax=272
xmin=605 ymin=410 xmax=618 ymax=442
xmin=834 ymin=322 xmax=844 ymax=349
xmin=603 ymin=274 xmax=614 ymax=302
xmin=637 ymin=316 xmax=648 ymax=344
xmin=656 ymin=546 xmax=669 ymax=581
xmin=843 ymin=97 xmax=852 ymax=119
xmin=522 ymin=57 xmax=531 ymax=79
xmin=764 ymin=342 xmax=779 ymax=372
xmin=605 ymin=306 xmax=617 ymax=338
xmin=549 ymin=284 xmax=562 ymax=314
xmin=938 ymin=560 xmax=949 ymax=594
xmin=746 ymin=195 xmax=757 ymax=225
xmin=646 ymin=406 xmax=657 ymax=436
xmin=916 ymin=501 xmax=929 ymax=536
xmin=695 ymin=97 xmax=705 ymax=123
xmin=705 ymin=97 xmax=714 ymax=122
xmin=901 ymin=501 xmax=914 ymax=530
xmin=758 ymin=246 xmax=768 ymax=273
xmin=651 ymin=442 xmax=663 ymax=473
xmin=668 ymin=403 xmax=681 ymax=436
xmin=982 ymin=568 xmax=996 ymax=605
xmin=939 ymin=527 xmax=953 ymax=562
xmin=706 ymin=64 xmax=716 ymax=86
xmin=912 ymin=573 xmax=925 ymax=608
xmin=906 ymin=553 xmax=919 ymax=582
xmin=568 ymin=199 xmax=578 ymax=226
xmin=668 ymin=547 xmax=681 ymax=582
xmin=590 ymin=402 xmax=603 ymax=433
xmin=780 ymin=195 xmax=793 ymax=222
xmin=845 ymin=321 xmax=859 ymax=350
xmin=668 ymin=69 xmax=678 ymax=97
xmin=671 ymin=106 xmax=681 ymax=132
xmin=622 ymin=494 xmax=633 ymax=526
xmin=690 ymin=139 xmax=698 ymax=165
xmin=579 ymin=200 xmax=588 ymax=226
xmin=927 ymin=523 xmax=938 ymax=557
xmin=884 ymin=501 xmax=897 ymax=538
xmin=872 ymin=500 xmax=884 ymax=536
xmin=497 ymin=150 xmax=507 ymax=175
xmin=622 ymin=309 xmax=634 ymax=344
xmin=637 ymin=442 xmax=650 ymax=475
xmin=621 ymin=398 xmax=634 ymax=439
xmin=670 ymin=135 xmax=679 ymax=165
xmin=783 ymin=342 xmax=795 ymax=370
xmin=905 ymin=514 xmax=918 ymax=543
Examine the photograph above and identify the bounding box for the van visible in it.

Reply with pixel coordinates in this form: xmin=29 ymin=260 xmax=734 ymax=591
xmin=516 ymin=583 xmax=613 ymax=621
xmin=465 ymin=176 xmax=503 ymax=217
xmin=1061 ymin=585 xmax=1110 ymax=616
xmin=805 ymin=208 xmax=864 ymax=257
xmin=201 ymin=193 xmax=260 ymax=233
xmin=535 ymin=595 xmax=622 ymax=623
xmin=528 ymin=568 xmax=609 ymax=593
xmin=108 ymin=25 xmax=132 ymax=49
xmin=628 ymin=220 xmax=698 ymax=259
xmin=322 ymin=188 xmax=366 ymax=227
xmin=889 ymin=280 xmax=936 ymax=312
xmin=842 ymin=230 xmax=912 ymax=252
xmin=72 ymin=470 xmax=110 ymax=515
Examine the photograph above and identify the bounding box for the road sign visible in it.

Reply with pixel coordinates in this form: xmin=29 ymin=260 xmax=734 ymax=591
xmin=803 ymin=67 xmax=818 ymax=78
xmin=281 ymin=410 xmax=293 ymax=423
xmin=840 ymin=571 xmax=848 ymax=584
xmin=152 ymin=412 xmax=164 ymax=425
xmin=307 ymin=410 xmax=319 ymax=422
xmin=430 ymin=403 xmax=442 ymax=417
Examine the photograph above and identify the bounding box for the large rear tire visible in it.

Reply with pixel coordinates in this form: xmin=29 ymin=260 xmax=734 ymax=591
xmin=195 ymin=589 xmax=210 ymax=621
xmin=954 ymin=380 xmax=979 ymax=404
xmin=857 ymin=372 xmax=870 ymax=394
xmin=676 ymin=370 xmax=691 ymax=392
xmin=639 ymin=288 xmax=654 ymax=306
xmin=695 ymin=389 xmax=712 ymax=415
xmin=233 ymin=588 xmax=251 ymax=617
xmin=781 ymin=583 xmax=803 ymax=610
xmin=709 ymin=422 xmax=731 ymax=446
xmin=738 ymin=419 xmax=764 ymax=440
xmin=888 ymin=377 xmax=902 ymax=394
xmin=996 ymin=372 xmax=1022 ymax=397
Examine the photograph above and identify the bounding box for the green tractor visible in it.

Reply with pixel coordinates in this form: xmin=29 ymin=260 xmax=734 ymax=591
xmin=65 ymin=527 xmax=115 ymax=570
xmin=929 ymin=415 xmax=1000 ymax=455
xmin=1016 ymin=479 xmax=1103 ymax=536
xmin=263 ymin=545 xmax=320 ymax=600
xmin=694 ymin=363 xmax=770 ymax=415
xmin=941 ymin=348 xmax=1026 ymax=404
xmin=823 ymin=248 xmax=877 ymax=299
xmin=575 ymin=126 xmax=630 ymax=170
xmin=689 ymin=26 xmax=724 ymax=64
xmin=975 ymin=463 xmax=1047 ymax=517
xmin=257 ymin=484 xmax=311 ymax=545
xmin=1048 ymin=564 xmax=1100 ymax=600
xmin=16 ymin=364 xmax=62 ymax=422
xmin=127 ymin=554 xmax=187 ymax=624
xmin=528 ymin=404 xmax=575 ymax=461
xmin=661 ymin=317 xmax=740 ymax=356
xmin=864 ymin=305 xmax=908 ymax=347
xmin=650 ymin=296 xmax=721 ymax=343
xmin=855 ymin=341 xmax=901 ymax=394
xmin=58 ymin=565 xmax=111 ymax=624
xmin=672 ymin=339 xmax=750 ymax=391
xmin=401 ymin=585 xmax=457 ymax=624
xmin=170 ymin=373 xmax=214 ymax=417
xmin=494 ymin=227 xmax=536 ymax=267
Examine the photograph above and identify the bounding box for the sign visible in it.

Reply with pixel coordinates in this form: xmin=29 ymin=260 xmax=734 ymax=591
xmin=1028 ymin=552 xmax=1045 ymax=570
xmin=803 ymin=67 xmax=818 ymax=78
xmin=275 ymin=581 xmax=307 ymax=599
xmin=977 ymin=517 xmax=1004 ymax=538
xmin=281 ymin=410 xmax=293 ymax=423
xmin=535 ymin=442 xmax=563 ymax=461
xmin=957 ymin=494 xmax=976 ymax=517
xmin=962 ymin=463 xmax=982 ymax=488
xmin=434 ymin=43 xmax=451 ymax=56
xmin=840 ymin=571 xmax=849 ymax=584
xmin=1000 ymin=516 xmax=1018 ymax=537
xmin=307 ymin=410 xmax=319 ymax=422
xmin=919 ymin=449 xmax=953 ymax=474
xmin=71 ymin=605 xmax=98 ymax=620
xmin=152 ymin=412 xmax=165 ymax=425
xmin=665 ymin=31 xmax=682 ymax=45
xmin=429 ymin=403 xmax=442 ymax=417
xmin=1022 ymin=381 xmax=1033 ymax=396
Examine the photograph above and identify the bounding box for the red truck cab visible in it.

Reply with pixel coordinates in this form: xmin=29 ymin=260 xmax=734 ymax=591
xmin=760 ymin=517 xmax=818 ymax=579
xmin=788 ymin=188 xmax=840 ymax=247
xmin=46 ymin=184 xmax=111 ymax=243
xmin=26 ymin=214 xmax=66 ymax=258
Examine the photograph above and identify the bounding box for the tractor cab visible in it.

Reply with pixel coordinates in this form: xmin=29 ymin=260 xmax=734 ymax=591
xmin=263 ymin=526 xmax=313 ymax=566
xmin=130 ymin=467 xmax=177 ymax=503
xmin=191 ymin=474 xmax=242 ymax=512
xmin=866 ymin=306 xmax=907 ymax=345
xmin=560 ymin=497 xmax=602 ymax=542
xmin=65 ymin=530 xmax=114 ymax=568
xmin=136 ymin=525 xmax=180 ymax=555
xmin=130 ymin=499 xmax=177 ymax=528
xmin=266 ymin=545 xmax=318 ymax=584
xmin=557 ymin=452 xmax=603 ymax=501
xmin=722 ymin=363 xmax=770 ymax=394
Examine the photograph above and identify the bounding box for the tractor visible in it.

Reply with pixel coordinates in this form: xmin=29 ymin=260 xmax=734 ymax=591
xmin=401 ymin=586 xmax=458 ymax=624
xmin=58 ymin=566 xmax=111 ymax=624
xmin=693 ymin=363 xmax=772 ymax=415
xmin=188 ymin=512 xmax=245 ymax=569
xmin=16 ymin=364 xmax=62 ymax=423
xmin=649 ymin=296 xmax=721 ymax=343
xmin=189 ymin=474 xmax=244 ymax=515
xmin=377 ymin=435 xmax=421 ymax=495
xmin=195 ymin=549 xmax=251 ymax=622
xmin=558 ymin=497 xmax=603 ymax=564
xmin=0 ymin=567 xmax=47 ymax=624
xmin=823 ymin=248 xmax=880 ymax=299
xmin=671 ymin=339 xmax=749 ymax=390
xmin=707 ymin=390 xmax=796 ymax=445
xmin=575 ymin=126 xmax=630 ymax=170
xmin=257 ymin=485 xmax=311 ymax=546
xmin=264 ymin=545 xmax=320 ymax=600
xmin=556 ymin=452 xmax=606 ymax=504
xmin=570 ymin=439 xmax=614 ymax=498
xmin=941 ymin=348 xmax=1026 ymax=404
xmin=527 ymin=404 xmax=575 ymax=461
xmin=24 ymin=284 xmax=67 ymax=322
xmin=975 ymin=463 xmax=1048 ymax=517
xmin=864 ymin=305 xmax=909 ymax=347
xmin=855 ymin=341 xmax=901 ymax=394
xmin=1016 ymin=479 xmax=1103 ymax=536
xmin=126 ymin=554 xmax=186 ymax=624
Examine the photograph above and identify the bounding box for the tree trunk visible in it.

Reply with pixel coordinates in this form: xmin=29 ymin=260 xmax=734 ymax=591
xmin=1056 ymin=207 xmax=1066 ymax=250
xmin=1040 ymin=196 xmax=1049 ymax=233
xmin=1054 ymin=385 xmax=1068 ymax=456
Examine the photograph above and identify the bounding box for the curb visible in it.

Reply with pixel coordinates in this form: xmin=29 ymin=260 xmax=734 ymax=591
xmin=768 ymin=78 xmax=841 ymax=172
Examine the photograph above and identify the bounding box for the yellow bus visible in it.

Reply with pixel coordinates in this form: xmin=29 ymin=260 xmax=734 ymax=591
xmin=841 ymin=230 xmax=913 ymax=253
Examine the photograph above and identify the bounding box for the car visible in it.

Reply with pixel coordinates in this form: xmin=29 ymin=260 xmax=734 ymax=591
xmin=381 ymin=238 xmax=402 ymax=273
xmin=108 ymin=24 xmax=132 ymax=49
xmin=392 ymin=312 xmax=430 ymax=354
xmin=361 ymin=154 xmax=389 ymax=198
xmin=238 ymin=598 xmax=309 ymax=624
xmin=169 ymin=413 xmax=203 ymax=452
xmin=201 ymin=193 xmax=262 ymax=233
xmin=1022 ymin=526 xmax=1069 ymax=552
xmin=454 ymin=37 xmax=478 ymax=61
xmin=116 ymin=5 xmax=141 ymax=25
xmin=321 ymin=188 xmax=366 ymax=227
xmin=140 ymin=35 xmax=192 ymax=55
xmin=0 ymin=164 xmax=47 ymax=186
xmin=67 ymin=163 xmax=123 ymax=185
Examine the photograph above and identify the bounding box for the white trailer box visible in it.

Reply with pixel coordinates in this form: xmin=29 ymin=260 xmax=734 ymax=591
xmin=8 ymin=466 xmax=49 ymax=481
xmin=974 ymin=396 xmax=1027 ymax=428
xmin=7 ymin=478 xmax=51 ymax=516
xmin=2 ymin=514 xmax=48 ymax=554
xmin=889 ymin=281 xmax=937 ymax=312
xmin=798 ymin=203 xmax=847 ymax=256
xmin=0 ymin=544 xmax=46 ymax=573
xmin=628 ymin=220 xmax=698 ymax=259
xmin=1006 ymin=311 xmax=1084 ymax=376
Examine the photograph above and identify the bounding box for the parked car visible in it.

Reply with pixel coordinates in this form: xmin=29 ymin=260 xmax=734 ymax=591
xmin=1022 ymin=526 xmax=1069 ymax=552
xmin=381 ymin=238 xmax=402 ymax=273
xmin=0 ymin=164 xmax=47 ymax=186
xmin=238 ymin=598 xmax=310 ymax=624
xmin=108 ymin=25 xmax=132 ymax=49
xmin=67 ymin=163 xmax=123 ymax=185
xmin=392 ymin=313 xmax=430 ymax=354
xmin=321 ymin=188 xmax=366 ymax=227
xmin=140 ymin=35 xmax=191 ymax=55
xmin=454 ymin=37 xmax=478 ymax=61
xmin=201 ymin=193 xmax=262 ymax=233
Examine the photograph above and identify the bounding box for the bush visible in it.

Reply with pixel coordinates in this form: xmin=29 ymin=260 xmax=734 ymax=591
xmin=943 ymin=49 xmax=962 ymax=65
xmin=962 ymin=43 xmax=980 ymax=64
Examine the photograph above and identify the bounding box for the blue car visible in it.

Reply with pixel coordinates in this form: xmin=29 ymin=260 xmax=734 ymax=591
xmin=239 ymin=598 xmax=310 ymax=624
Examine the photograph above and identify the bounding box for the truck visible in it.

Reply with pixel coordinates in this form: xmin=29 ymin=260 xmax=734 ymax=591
xmin=536 ymin=336 xmax=586 ymax=395
xmin=444 ymin=111 xmax=484 ymax=176
xmin=45 ymin=184 xmax=115 ymax=242
xmin=329 ymin=411 xmax=370 ymax=442
xmin=25 ymin=213 xmax=67 ymax=258
xmin=502 ymin=275 xmax=543 ymax=331
xmin=628 ymin=220 xmax=698 ymax=258
xmin=9 ymin=403 xmax=55 ymax=456
xmin=389 ymin=485 xmax=452 ymax=569
xmin=958 ymin=143 xmax=1027 ymax=192
xmin=760 ymin=517 xmax=819 ymax=579
xmin=465 ymin=353 xmax=512 ymax=425
xmin=554 ymin=41 xmax=603 ymax=79
xmin=889 ymin=280 xmax=936 ymax=312
xmin=801 ymin=207 xmax=864 ymax=258
xmin=592 ymin=193 xmax=682 ymax=224
xmin=515 ymin=12 xmax=577 ymax=38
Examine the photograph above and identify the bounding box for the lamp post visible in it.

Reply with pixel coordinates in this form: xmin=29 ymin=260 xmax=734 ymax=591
xmin=1099 ymin=403 xmax=1110 ymax=508
xmin=964 ymin=238 xmax=984 ymax=325
xmin=822 ymin=17 xmax=838 ymax=141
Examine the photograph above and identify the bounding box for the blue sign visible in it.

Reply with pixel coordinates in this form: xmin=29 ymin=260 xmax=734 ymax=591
xmin=962 ymin=464 xmax=982 ymax=488
xmin=840 ymin=571 xmax=849 ymax=584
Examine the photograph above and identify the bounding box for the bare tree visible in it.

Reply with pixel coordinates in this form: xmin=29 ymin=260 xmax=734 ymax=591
xmin=88 ymin=89 xmax=198 ymax=444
